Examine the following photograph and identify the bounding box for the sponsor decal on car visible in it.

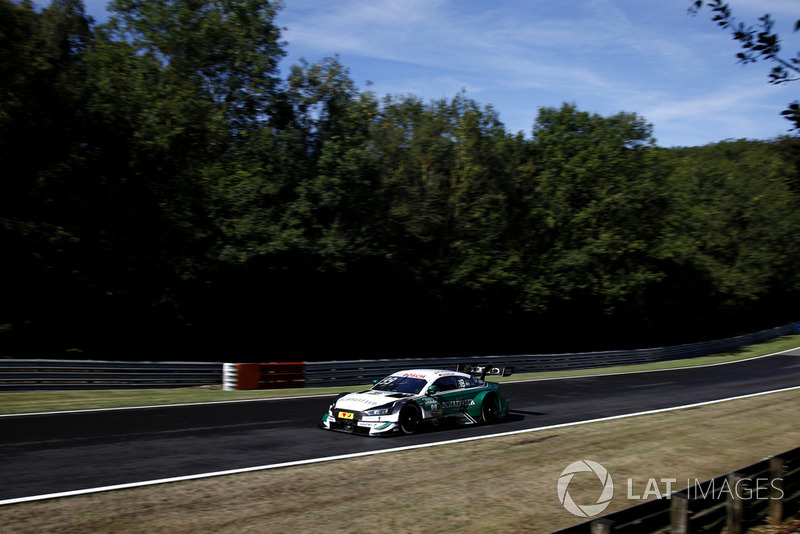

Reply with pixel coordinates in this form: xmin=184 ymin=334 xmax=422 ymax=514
xmin=416 ymin=398 xmax=442 ymax=415
xmin=401 ymin=372 xmax=427 ymax=379
xmin=441 ymin=399 xmax=475 ymax=408
xmin=321 ymin=366 xmax=513 ymax=436
xmin=341 ymin=396 xmax=381 ymax=406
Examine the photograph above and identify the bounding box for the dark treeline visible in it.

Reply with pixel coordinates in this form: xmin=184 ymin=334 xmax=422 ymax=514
xmin=3 ymin=0 xmax=800 ymax=361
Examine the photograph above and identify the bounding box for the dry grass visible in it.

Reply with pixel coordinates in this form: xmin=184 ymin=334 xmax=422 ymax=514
xmin=2 ymin=388 xmax=799 ymax=533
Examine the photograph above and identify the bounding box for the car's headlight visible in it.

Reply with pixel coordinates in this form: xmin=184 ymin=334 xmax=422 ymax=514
xmin=363 ymin=406 xmax=392 ymax=416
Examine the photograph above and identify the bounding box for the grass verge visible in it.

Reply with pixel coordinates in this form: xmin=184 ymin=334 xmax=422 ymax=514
xmin=1 ymin=388 xmax=799 ymax=533
xmin=1 ymin=334 xmax=799 ymax=415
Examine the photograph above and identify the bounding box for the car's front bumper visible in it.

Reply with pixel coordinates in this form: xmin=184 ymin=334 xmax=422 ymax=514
xmin=320 ymin=411 xmax=400 ymax=436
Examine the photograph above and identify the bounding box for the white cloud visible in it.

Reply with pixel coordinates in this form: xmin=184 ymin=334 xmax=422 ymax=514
xmin=276 ymin=0 xmax=799 ymax=146
xmin=70 ymin=0 xmax=797 ymax=145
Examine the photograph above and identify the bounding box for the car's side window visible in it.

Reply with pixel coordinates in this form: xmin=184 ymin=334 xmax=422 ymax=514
xmin=463 ymin=376 xmax=479 ymax=388
xmin=433 ymin=376 xmax=459 ymax=392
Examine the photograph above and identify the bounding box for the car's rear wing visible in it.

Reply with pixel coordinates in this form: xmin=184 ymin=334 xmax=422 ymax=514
xmin=457 ymin=364 xmax=514 ymax=380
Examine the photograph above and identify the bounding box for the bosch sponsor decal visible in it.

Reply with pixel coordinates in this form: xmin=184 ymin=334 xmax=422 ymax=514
xmin=401 ymin=372 xmax=427 ymax=379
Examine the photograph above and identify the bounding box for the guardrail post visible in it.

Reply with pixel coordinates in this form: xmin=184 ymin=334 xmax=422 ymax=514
xmin=726 ymin=473 xmax=744 ymax=534
xmin=670 ymin=492 xmax=692 ymax=534
xmin=770 ymin=457 xmax=786 ymax=524
xmin=590 ymin=519 xmax=614 ymax=534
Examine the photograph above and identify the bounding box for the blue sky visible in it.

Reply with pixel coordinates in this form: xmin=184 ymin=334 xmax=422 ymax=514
xmin=82 ymin=0 xmax=800 ymax=147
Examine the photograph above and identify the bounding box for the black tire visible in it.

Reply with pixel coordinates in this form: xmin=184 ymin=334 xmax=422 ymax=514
xmin=480 ymin=394 xmax=500 ymax=424
xmin=398 ymin=404 xmax=421 ymax=435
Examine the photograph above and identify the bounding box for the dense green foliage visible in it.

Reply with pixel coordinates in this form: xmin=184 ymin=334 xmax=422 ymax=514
xmin=3 ymin=0 xmax=800 ymax=360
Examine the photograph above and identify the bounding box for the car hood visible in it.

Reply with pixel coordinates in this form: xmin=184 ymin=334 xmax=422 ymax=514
xmin=334 ymin=390 xmax=413 ymax=411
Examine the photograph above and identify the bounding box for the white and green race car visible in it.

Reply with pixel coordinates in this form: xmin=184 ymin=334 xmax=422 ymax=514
xmin=320 ymin=364 xmax=513 ymax=436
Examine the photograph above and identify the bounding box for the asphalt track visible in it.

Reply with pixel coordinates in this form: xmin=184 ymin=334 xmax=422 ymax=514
xmin=2 ymin=349 xmax=800 ymax=504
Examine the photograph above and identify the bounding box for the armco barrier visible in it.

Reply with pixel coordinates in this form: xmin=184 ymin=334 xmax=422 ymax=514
xmin=0 ymin=359 xmax=221 ymax=391
xmin=3 ymin=322 xmax=799 ymax=391
xmin=298 ymin=322 xmax=800 ymax=387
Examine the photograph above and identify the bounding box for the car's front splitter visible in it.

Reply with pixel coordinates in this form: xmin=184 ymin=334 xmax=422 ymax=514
xmin=321 ymin=413 xmax=399 ymax=436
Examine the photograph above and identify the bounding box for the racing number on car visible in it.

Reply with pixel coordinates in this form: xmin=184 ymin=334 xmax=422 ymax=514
xmin=338 ymin=411 xmax=354 ymax=420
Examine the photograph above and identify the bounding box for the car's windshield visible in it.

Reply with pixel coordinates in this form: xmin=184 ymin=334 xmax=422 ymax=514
xmin=371 ymin=376 xmax=427 ymax=395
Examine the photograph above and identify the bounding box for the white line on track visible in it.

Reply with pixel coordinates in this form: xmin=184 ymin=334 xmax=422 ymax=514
xmin=3 ymin=383 xmax=800 ymax=507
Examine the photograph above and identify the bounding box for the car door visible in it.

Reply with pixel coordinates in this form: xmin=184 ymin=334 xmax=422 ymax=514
xmin=433 ymin=376 xmax=476 ymax=416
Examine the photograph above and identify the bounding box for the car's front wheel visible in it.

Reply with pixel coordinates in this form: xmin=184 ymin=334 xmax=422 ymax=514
xmin=480 ymin=394 xmax=500 ymax=424
xmin=398 ymin=404 xmax=421 ymax=435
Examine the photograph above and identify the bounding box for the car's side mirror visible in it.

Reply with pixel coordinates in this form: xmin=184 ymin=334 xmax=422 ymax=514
xmin=427 ymin=385 xmax=439 ymax=396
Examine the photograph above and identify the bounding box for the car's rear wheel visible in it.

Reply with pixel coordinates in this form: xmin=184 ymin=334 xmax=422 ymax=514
xmin=480 ymin=394 xmax=500 ymax=424
xmin=399 ymin=405 xmax=421 ymax=435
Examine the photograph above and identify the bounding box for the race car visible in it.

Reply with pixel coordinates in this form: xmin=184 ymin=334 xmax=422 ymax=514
xmin=320 ymin=364 xmax=513 ymax=436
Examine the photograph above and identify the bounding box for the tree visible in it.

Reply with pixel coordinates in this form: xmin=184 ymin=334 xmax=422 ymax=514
xmin=0 ymin=0 xmax=96 ymax=354
xmin=0 ymin=0 xmax=292 ymax=357
xmin=90 ymin=0 xmax=287 ymax=265
xmin=690 ymin=0 xmax=800 ymax=129
xmin=520 ymin=104 xmax=668 ymax=318
xmin=661 ymin=140 xmax=800 ymax=307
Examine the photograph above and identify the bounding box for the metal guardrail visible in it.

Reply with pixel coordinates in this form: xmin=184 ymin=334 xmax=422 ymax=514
xmin=0 ymin=360 xmax=222 ymax=391
xmin=301 ymin=322 xmax=800 ymax=387
xmin=3 ymin=322 xmax=799 ymax=391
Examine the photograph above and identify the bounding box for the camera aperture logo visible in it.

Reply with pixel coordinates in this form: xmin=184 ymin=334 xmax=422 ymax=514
xmin=557 ymin=460 xmax=614 ymax=517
